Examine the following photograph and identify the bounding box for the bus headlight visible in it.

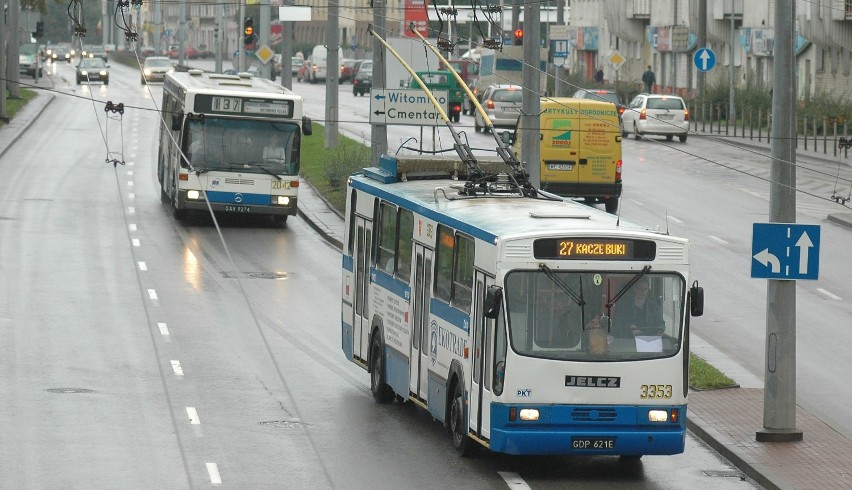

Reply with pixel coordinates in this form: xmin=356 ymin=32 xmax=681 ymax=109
xmin=187 ymin=190 xmax=201 ymax=200
xmin=519 ymin=408 xmax=540 ymax=421
xmin=648 ymin=410 xmax=668 ymax=422
xmin=274 ymin=196 xmax=290 ymax=206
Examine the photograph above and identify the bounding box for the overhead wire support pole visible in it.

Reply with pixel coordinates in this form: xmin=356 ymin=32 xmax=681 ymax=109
xmin=370 ymin=0 xmax=388 ymax=161
xmin=756 ymin=0 xmax=802 ymax=444
xmin=325 ymin=0 xmax=340 ymax=148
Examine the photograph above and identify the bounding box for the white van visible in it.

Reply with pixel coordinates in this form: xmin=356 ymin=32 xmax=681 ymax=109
xmin=308 ymin=45 xmax=343 ymax=83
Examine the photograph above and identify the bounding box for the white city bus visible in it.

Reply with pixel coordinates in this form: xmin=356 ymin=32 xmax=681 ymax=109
xmin=341 ymin=155 xmax=704 ymax=457
xmin=158 ymin=69 xmax=312 ymax=223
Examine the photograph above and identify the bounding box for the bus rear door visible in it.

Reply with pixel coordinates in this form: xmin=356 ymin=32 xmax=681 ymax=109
xmin=409 ymin=244 xmax=433 ymax=400
xmin=469 ymin=272 xmax=495 ymax=440
xmin=352 ymin=217 xmax=373 ymax=361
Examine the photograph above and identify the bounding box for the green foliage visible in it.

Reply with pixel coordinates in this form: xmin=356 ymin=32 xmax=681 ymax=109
xmin=299 ymin=124 xmax=372 ymax=212
xmin=689 ymin=353 xmax=738 ymax=390
xmin=1 ymin=89 xmax=38 ymax=127
xmin=800 ymin=89 xmax=852 ymax=127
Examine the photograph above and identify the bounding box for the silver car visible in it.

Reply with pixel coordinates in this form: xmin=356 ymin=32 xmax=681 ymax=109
xmin=473 ymin=84 xmax=522 ymax=132
xmin=141 ymin=56 xmax=174 ymax=84
xmin=622 ymin=94 xmax=689 ymax=142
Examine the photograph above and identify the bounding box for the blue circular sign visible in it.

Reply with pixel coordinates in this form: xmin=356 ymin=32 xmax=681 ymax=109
xmin=694 ymin=48 xmax=716 ymax=72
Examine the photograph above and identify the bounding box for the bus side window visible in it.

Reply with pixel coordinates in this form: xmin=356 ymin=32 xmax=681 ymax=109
xmin=435 ymin=225 xmax=454 ymax=302
xmin=397 ymin=209 xmax=414 ymax=282
xmin=452 ymin=234 xmax=474 ymax=313
xmin=376 ymin=202 xmax=397 ymax=274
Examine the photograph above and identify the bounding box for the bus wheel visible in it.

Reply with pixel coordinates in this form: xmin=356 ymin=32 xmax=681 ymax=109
xmin=370 ymin=338 xmax=394 ymax=403
xmin=604 ymin=198 xmax=619 ymax=214
xmin=449 ymin=382 xmax=475 ymax=456
xmin=273 ymin=215 xmax=288 ymax=226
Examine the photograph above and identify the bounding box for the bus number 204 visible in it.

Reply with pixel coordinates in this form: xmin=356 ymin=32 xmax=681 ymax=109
xmin=640 ymin=384 xmax=673 ymax=399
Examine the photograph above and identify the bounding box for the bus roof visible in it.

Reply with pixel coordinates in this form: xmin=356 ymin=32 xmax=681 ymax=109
xmin=352 ymin=156 xmax=680 ymax=247
xmin=166 ymin=70 xmax=300 ymax=98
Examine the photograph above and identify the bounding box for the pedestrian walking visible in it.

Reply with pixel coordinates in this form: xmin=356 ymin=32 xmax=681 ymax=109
xmin=595 ymin=68 xmax=604 ymax=83
xmin=642 ymin=65 xmax=656 ymax=93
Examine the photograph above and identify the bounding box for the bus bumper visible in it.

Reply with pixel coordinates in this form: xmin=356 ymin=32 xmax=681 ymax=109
xmin=177 ymin=190 xmax=298 ymax=216
xmin=488 ymin=403 xmax=686 ymax=456
xmin=539 ymin=182 xmax=623 ymax=200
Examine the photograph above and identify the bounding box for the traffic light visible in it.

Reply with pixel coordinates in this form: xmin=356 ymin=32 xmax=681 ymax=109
xmin=244 ymin=17 xmax=255 ymax=47
xmin=513 ymin=28 xmax=523 ymax=45
xmin=34 ymin=21 xmax=44 ymax=39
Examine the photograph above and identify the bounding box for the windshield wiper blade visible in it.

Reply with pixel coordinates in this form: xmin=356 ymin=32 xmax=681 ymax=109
xmin=230 ymin=162 xmax=282 ymax=180
xmin=539 ymin=264 xmax=585 ymax=307
xmin=606 ymin=265 xmax=652 ymax=309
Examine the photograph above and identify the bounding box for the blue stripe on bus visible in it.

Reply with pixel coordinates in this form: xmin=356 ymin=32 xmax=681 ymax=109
xmin=350 ymin=179 xmax=498 ymax=244
xmin=429 ymin=298 xmax=470 ymax=334
xmin=371 ymin=267 xmax=411 ymax=301
xmin=489 ymin=403 xmax=687 ymax=456
xmin=205 ymin=191 xmax=269 ymax=205
xmin=342 ymin=254 xmax=353 ymax=272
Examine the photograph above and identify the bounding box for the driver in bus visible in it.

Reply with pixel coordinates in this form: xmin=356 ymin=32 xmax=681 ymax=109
xmin=613 ymin=277 xmax=665 ymax=338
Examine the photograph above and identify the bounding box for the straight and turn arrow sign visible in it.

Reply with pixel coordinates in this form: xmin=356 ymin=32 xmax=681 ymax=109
xmin=751 ymin=223 xmax=820 ymax=280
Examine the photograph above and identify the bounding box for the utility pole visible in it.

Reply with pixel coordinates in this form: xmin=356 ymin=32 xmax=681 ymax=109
xmin=0 ymin=4 xmax=7 ymax=121
xmin=215 ymin=1 xmax=223 ymax=73
xmin=178 ymin=0 xmax=186 ymax=66
xmin=698 ymin=0 xmax=706 ymax=104
xmin=756 ymin=0 xmax=802 ymax=444
xmin=8 ymin=0 xmax=21 ymax=98
xmin=520 ymin=1 xmax=540 ymax=188
xmin=370 ymin=0 xmax=388 ymax=161
xmin=259 ymin=0 xmax=271 ymax=79
xmin=728 ymin=0 xmax=736 ymax=123
xmin=280 ymin=1 xmax=294 ymax=88
xmin=238 ymin=2 xmax=246 ymax=71
xmin=325 ymin=0 xmax=339 ymax=148
xmin=155 ymin=0 xmax=162 ymax=54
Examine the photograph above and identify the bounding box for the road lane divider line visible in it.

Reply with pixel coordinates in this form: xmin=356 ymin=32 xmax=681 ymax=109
xmin=138 ymin=261 xmax=147 ymax=271
xmin=668 ymin=215 xmax=684 ymax=224
xmin=128 ymin=192 xmax=135 ymax=200
xmin=171 ymin=360 xmax=184 ymax=376
xmin=816 ymin=288 xmax=842 ymax=300
xmin=708 ymin=235 xmax=729 ymax=245
xmin=157 ymin=322 xmax=169 ymax=335
xmin=147 ymin=289 xmax=158 ymax=300
xmin=186 ymin=407 xmax=200 ymax=424
xmin=206 ymin=463 xmax=222 ymax=485
xmin=132 ymin=238 xmax=140 ymax=247
xmin=129 ymin=223 xmax=137 ymax=232
xmin=498 ymin=471 xmax=531 ymax=489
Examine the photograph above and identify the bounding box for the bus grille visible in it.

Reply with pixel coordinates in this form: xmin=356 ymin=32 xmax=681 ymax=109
xmin=656 ymin=244 xmax=685 ymax=261
xmin=504 ymin=244 xmax=531 ymax=258
xmin=225 ymin=178 xmax=255 ymax=186
xmin=572 ymin=408 xmax=618 ymax=422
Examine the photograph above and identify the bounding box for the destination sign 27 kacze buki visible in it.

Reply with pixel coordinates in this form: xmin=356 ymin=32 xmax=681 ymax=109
xmin=194 ymin=95 xmax=293 ymax=118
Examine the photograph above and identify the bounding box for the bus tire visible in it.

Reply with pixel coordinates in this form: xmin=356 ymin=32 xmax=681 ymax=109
xmin=370 ymin=338 xmax=394 ymax=403
xmin=604 ymin=197 xmax=619 ymax=214
xmin=449 ymin=381 xmax=475 ymax=456
xmin=273 ymin=215 xmax=288 ymax=226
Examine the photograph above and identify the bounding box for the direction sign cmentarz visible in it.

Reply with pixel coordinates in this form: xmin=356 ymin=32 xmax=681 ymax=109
xmin=369 ymin=89 xmax=449 ymax=126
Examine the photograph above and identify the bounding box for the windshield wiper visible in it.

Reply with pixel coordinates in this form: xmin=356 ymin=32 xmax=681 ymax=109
xmin=605 ymin=265 xmax=652 ymax=309
xmin=229 ymin=162 xmax=282 ymax=180
xmin=539 ymin=264 xmax=585 ymax=307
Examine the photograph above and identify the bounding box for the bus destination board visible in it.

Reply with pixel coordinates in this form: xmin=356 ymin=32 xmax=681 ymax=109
xmin=533 ymin=238 xmax=656 ymax=261
xmin=195 ymin=95 xmax=293 ymax=118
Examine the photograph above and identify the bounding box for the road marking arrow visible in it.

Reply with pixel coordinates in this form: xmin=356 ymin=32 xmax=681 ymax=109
xmin=795 ymin=231 xmax=814 ymax=274
xmin=753 ymin=248 xmax=781 ymax=273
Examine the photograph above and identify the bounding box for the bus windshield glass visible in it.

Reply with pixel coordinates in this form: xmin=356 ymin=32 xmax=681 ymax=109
xmin=183 ymin=118 xmax=300 ymax=176
xmin=504 ymin=270 xmax=685 ymax=361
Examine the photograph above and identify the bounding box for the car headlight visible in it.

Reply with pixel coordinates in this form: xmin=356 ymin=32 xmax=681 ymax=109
xmin=144 ymin=69 xmax=152 ymax=75
xmin=99 ymin=70 xmax=107 ymax=76
xmin=186 ymin=190 xmax=201 ymax=200
xmin=80 ymin=70 xmax=88 ymax=76
xmin=167 ymin=68 xmax=175 ymax=74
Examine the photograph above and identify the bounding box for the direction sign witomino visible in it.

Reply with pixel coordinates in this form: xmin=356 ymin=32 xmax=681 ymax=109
xmin=751 ymin=223 xmax=821 ymax=280
xmin=369 ymin=89 xmax=449 ymax=126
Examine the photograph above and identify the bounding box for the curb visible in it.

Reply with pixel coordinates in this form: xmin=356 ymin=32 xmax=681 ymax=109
xmin=0 ymin=91 xmax=55 ymax=160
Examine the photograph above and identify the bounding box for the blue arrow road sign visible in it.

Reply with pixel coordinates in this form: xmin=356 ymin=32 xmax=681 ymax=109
xmin=751 ymin=223 xmax=821 ymax=280
xmin=694 ymin=48 xmax=716 ymax=72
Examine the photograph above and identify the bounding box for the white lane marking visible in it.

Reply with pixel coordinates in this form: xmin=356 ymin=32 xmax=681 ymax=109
xmin=171 ymin=360 xmax=184 ymax=376
xmin=147 ymin=289 xmax=158 ymax=300
xmin=127 ymin=170 xmax=134 ymax=176
xmin=206 ymin=463 xmax=222 ymax=485
xmin=498 ymin=471 xmax=531 ymax=489
xmin=186 ymin=407 xmax=200 ymax=424
xmin=128 ymin=193 xmax=135 ymax=200
xmin=132 ymin=238 xmax=140 ymax=247
xmin=668 ymin=215 xmax=684 ymax=224
xmin=157 ymin=322 xmax=169 ymax=335
xmin=138 ymin=261 xmax=147 ymax=271
xmin=127 ymin=181 xmax=134 ymax=187
xmin=628 ymin=198 xmax=645 ymax=207
xmin=128 ymin=206 xmax=135 ymax=214
xmin=129 ymin=224 xmax=137 ymax=232
xmin=127 ymin=161 xmax=135 ymax=167
xmin=708 ymin=235 xmax=729 ymax=245
xmin=816 ymin=288 xmax=842 ymax=300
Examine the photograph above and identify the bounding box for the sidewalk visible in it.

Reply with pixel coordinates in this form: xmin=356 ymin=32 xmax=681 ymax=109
xmin=7 ymin=88 xmax=852 ymax=490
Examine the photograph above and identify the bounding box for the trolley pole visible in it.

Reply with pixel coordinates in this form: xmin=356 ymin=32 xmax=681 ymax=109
xmin=756 ymin=0 xmax=802 ymax=443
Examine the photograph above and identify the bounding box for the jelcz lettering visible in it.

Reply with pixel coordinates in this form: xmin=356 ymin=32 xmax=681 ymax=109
xmin=565 ymin=375 xmax=621 ymax=388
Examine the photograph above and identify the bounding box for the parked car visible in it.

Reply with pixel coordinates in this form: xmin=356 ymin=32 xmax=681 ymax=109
xmin=474 ymin=84 xmax=522 ymax=132
xmin=352 ymin=61 xmax=372 ymax=96
xmin=140 ymin=56 xmax=174 ymax=84
xmin=19 ymin=43 xmax=43 ymax=78
xmin=571 ymin=88 xmax=625 ymax=118
xmin=621 ymin=93 xmax=689 ymax=142
xmin=76 ymin=58 xmax=110 ymax=85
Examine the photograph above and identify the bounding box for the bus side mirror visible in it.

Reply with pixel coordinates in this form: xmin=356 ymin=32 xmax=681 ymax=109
xmin=484 ymin=285 xmax=503 ymax=319
xmin=500 ymin=131 xmax=514 ymax=145
xmin=302 ymin=116 xmax=313 ymax=136
xmin=690 ymin=281 xmax=704 ymax=317
xmin=171 ymin=112 xmax=183 ymax=131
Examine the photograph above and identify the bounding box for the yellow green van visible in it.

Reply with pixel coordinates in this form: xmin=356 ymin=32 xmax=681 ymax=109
xmin=511 ymin=98 xmax=623 ymax=213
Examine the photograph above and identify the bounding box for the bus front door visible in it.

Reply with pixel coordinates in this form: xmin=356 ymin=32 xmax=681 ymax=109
xmin=352 ymin=217 xmax=373 ymax=361
xmin=409 ymin=244 xmax=433 ymax=400
xmin=469 ymin=272 xmax=495 ymax=439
